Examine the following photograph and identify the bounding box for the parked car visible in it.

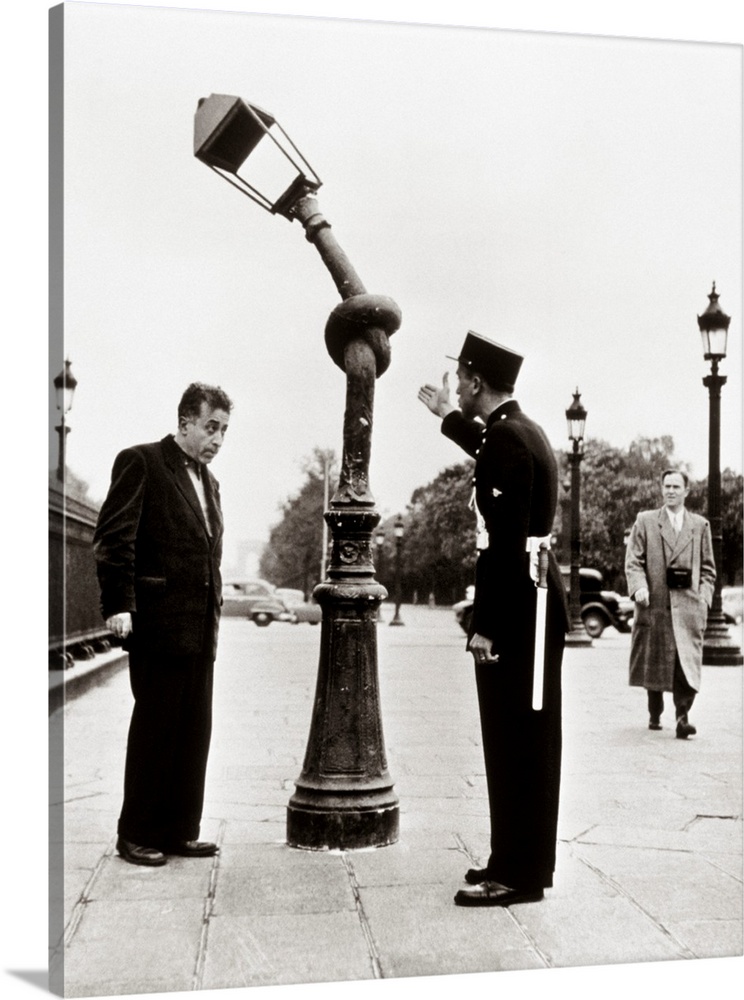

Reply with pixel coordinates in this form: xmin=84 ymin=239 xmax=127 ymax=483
xmin=561 ymin=567 xmax=635 ymax=638
xmin=275 ymin=588 xmax=322 ymax=625
xmin=221 ymin=579 xmax=293 ymax=626
xmin=453 ymin=569 xmax=634 ymax=639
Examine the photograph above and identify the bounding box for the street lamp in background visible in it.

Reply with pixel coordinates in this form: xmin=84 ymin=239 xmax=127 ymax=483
xmin=53 ymin=360 xmax=77 ymax=482
xmin=194 ymin=94 xmax=401 ymax=849
xmin=565 ymin=390 xmax=592 ymax=647
xmin=375 ymin=528 xmax=386 ymax=622
xmin=696 ymin=283 xmax=743 ymax=666
xmin=319 ymin=452 xmax=331 ymax=584
xmin=389 ymin=515 xmax=405 ymax=626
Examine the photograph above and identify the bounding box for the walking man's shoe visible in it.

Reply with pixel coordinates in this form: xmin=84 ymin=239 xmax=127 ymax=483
xmin=676 ymin=719 xmax=697 ymax=740
xmin=161 ymin=840 xmax=218 ymax=857
xmin=648 ymin=717 xmax=662 ymax=731
xmin=116 ymin=837 xmax=167 ymax=867
xmin=454 ymin=881 xmax=544 ymax=907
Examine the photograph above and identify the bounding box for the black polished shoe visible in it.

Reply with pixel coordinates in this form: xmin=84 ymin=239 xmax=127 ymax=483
xmin=464 ymin=867 xmax=490 ymax=885
xmin=116 ymin=836 xmax=167 ymax=867
xmin=161 ymin=840 xmax=218 ymax=857
xmin=676 ymin=720 xmax=697 ymax=740
xmin=454 ymin=881 xmax=544 ymax=907
xmin=648 ymin=718 xmax=662 ymax=731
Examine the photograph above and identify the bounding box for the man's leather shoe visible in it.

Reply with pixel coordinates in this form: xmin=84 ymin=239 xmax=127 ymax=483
xmin=454 ymin=881 xmax=544 ymax=907
xmin=161 ymin=840 xmax=218 ymax=857
xmin=676 ymin=720 xmax=697 ymax=739
xmin=116 ymin=837 xmax=167 ymax=867
xmin=465 ymin=867 xmax=490 ymax=885
xmin=648 ymin=718 xmax=662 ymax=730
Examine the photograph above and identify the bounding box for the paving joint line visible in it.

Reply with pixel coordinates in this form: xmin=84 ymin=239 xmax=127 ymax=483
xmin=504 ymin=909 xmax=553 ymax=968
xmin=341 ymin=853 xmax=383 ymax=979
xmin=574 ymin=848 xmax=698 ymax=959
xmin=63 ymin=836 xmax=117 ymax=948
xmin=192 ymin=818 xmax=227 ymax=991
xmin=452 ymin=831 xmax=481 ymax=867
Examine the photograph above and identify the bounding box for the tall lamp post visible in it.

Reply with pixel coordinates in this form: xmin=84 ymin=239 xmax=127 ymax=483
xmin=375 ymin=528 xmax=386 ymax=622
xmin=319 ymin=451 xmax=331 ymax=584
xmin=696 ymin=283 xmax=743 ymax=666
xmin=565 ymin=390 xmax=592 ymax=647
xmin=389 ymin=515 xmax=405 ymax=626
xmin=194 ymin=94 xmax=400 ymax=849
xmin=53 ymin=360 xmax=77 ymax=482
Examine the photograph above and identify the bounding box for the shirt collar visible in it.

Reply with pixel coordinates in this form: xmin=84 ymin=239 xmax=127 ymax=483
xmin=183 ymin=454 xmax=202 ymax=479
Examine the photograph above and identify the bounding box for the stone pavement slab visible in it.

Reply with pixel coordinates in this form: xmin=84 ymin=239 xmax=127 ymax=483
xmin=52 ymin=608 xmax=743 ymax=997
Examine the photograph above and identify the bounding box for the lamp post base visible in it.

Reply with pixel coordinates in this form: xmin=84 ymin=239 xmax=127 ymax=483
xmin=703 ymin=617 xmax=743 ymax=666
xmin=287 ymin=797 xmax=399 ymax=851
xmin=565 ymin=629 xmax=593 ymax=647
xmin=286 ymin=507 xmax=399 ymax=852
xmin=565 ymin=613 xmax=593 ymax=647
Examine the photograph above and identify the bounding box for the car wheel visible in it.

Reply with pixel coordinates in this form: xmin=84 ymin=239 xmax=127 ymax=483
xmin=582 ymin=609 xmax=607 ymax=638
xmin=252 ymin=612 xmax=272 ymax=627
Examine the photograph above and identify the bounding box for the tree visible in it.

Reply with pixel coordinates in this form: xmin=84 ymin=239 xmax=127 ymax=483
xmin=259 ymin=449 xmax=337 ymax=598
xmin=400 ymin=462 xmax=477 ymax=605
xmin=392 ymin=432 xmax=741 ymax=606
xmin=687 ymin=468 xmax=743 ymax=586
xmin=557 ymin=435 xmax=682 ymax=592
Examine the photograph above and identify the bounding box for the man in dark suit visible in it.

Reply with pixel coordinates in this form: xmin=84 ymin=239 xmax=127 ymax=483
xmin=94 ymin=382 xmax=232 ymax=866
xmin=419 ymin=332 xmax=568 ymax=906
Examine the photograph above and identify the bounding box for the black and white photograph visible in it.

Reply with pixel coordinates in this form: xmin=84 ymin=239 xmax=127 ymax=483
xmin=4 ymin=2 xmax=744 ymax=1000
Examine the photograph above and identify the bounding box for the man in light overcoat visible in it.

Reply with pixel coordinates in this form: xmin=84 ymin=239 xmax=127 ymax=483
xmin=625 ymin=469 xmax=715 ymax=739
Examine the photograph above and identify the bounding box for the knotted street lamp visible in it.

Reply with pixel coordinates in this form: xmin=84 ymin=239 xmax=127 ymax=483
xmin=389 ymin=515 xmax=405 ymax=627
xmin=565 ymin=389 xmax=592 ymax=647
xmin=697 ymin=283 xmax=742 ymax=666
xmin=195 ymin=94 xmax=400 ymax=849
xmin=53 ymin=360 xmax=77 ymax=482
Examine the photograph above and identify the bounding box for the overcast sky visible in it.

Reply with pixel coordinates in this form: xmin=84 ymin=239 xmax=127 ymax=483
xmin=53 ymin=1 xmax=741 ymax=571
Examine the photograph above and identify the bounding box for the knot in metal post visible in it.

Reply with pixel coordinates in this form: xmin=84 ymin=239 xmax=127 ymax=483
xmin=324 ymin=294 xmax=402 ymax=377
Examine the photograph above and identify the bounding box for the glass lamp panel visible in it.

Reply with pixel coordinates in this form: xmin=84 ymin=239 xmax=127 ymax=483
xmin=702 ymin=326 xmax=728 ymax=359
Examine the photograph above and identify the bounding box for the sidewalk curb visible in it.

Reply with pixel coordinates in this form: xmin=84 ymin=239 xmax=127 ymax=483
xmin=49 ymin=649 xmax=129 ymax=716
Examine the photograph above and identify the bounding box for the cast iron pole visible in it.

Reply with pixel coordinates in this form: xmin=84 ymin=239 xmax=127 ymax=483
xmin=284 ymin=190 xmax=400 ymax=849
xmin=702 ymin=360 xmax=743 ymax=666
xmin=566 ymin=443 xmax=592 ymax=646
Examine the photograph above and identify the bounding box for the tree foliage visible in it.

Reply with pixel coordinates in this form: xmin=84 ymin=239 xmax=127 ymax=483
xmin=687 ymin=468 xmax=743 ymax=585
xmin=259 ymin=448 xmax=337 ymax=598
xmin=260 ymin=436 xmax=742 ymax=606
xmin=560 ymin=435 xmax=684 ymax=591
xmin=395 ymin=461 xmax=477 ymax=605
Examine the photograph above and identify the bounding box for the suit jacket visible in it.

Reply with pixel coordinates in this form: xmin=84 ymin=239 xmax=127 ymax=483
xmin=93 ymin=434 xmax=224 ymax=659
xmin=625 ymin=507 xmax=715 ymax=692
xmin=442 ymin=400 xmax=568 ymax=653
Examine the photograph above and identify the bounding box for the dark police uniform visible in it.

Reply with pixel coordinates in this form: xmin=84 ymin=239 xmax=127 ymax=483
xmin=442 ymin=335 xmax=568 ymax=893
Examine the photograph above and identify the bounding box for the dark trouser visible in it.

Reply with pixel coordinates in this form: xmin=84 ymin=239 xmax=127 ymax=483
xmin=647 ymin=654 xmax=696 ymax=724
xmin=118 ymin=645 xmax=214 ymax=846
xmin=474 ymin=594 xmax=564 ymax=892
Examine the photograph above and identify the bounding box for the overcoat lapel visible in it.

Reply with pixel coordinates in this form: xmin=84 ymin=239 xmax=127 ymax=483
xmin=670 ymin=510 xmax=694 ymax=561
xmin=657 ymin=509 xmax=677 ymax=560
xmin=202 ymin=471 xmax=223 ymax=550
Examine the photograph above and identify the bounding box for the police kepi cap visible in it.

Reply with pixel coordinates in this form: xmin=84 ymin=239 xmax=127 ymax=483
xmin=447 ymin=331 xmax=524 ymax=392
